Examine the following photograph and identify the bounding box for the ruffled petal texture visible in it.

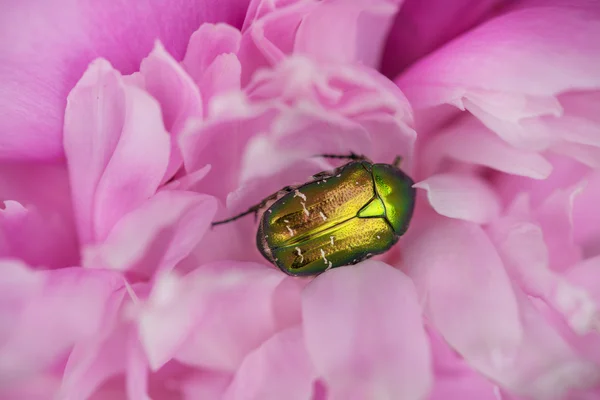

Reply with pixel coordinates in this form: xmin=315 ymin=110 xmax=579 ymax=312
xmin=0 ymin=0 xmax=251 ymax=161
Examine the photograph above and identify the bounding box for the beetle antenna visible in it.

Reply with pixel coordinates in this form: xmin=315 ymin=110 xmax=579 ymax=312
xmin=314 ymin=153 xmax=369 ymax=161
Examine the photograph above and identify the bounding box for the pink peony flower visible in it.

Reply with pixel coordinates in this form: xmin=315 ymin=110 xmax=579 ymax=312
xmin=1 ymin=0 xmax=600 ymax=398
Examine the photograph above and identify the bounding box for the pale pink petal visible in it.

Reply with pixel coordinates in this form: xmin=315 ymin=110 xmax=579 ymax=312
xmin=294 ymin=0 xmax=403 ymax=67
xmin=161 ymin=165 xmax=212 ymax=192
xmin=173 ymin=262 xmax=287 ymax=371
xmin=573 ymin=170 xmax=600 ymax=257
xmin=126 ymin=336 xmax=150 ymax=400
xmin=0 ymin=0 xmax=250 ymax=161
xmin=414 ymin=173 xmax=501 ymax=224
xmin=397 ymin=3 xmax=600 ymax=150
xmin=223 ymin=327 xmax=316 ymax=400
xmin=82 ymin=191 xmax=217 ymax=277
xmin=498 ymin=293 xmax=600 ymax=398
xmin=0 ymin=260 xmax=45 ymax=345
xmin=138 ymin=273 xmax=202 ymax=371
xmin=381 ymin=0 xmax=509 ymax=77
xmin=542 ymin=91 xmax=600 ymax=168
xmin=534 ymin=183 xmax=584 ymax=271
xmin=180 ymin=370 xmax=233 ymax=400
xmin=90 ymin=86 xmax=170 ymax=242
xmin=65 ymin=58 xmax=171 ymax=243
xmin=0 ymin=267 xmax=123 ymax=386
xmin=182 ymin=23 xmax=242 ymax=84
xmin=403 ymin=219 xmax=522 ymax=379
xmin=493 ymin=154 xmax=590 ymax=210
xmin=239 ymin=0 xmax=405 ymax=84
xmin=0 ymin=162 xmax=79 ymax=269
xmin=63 ymin=59 xmax=125 ymax=244
xmin=489 ymin=215 xmax=599 ymax=335
xmin=199 ymin=53 xmax=243 ymax=113
xmin=427 ymin=327 xmax=506 ymax=400
xmin=182 ymin=23 xmax=242 ymax=113
xmin=139 ymin=41 xmax=202 ymax=182
xmin=302 ymin=261 xmax=432 ymax=400
xmin=423 ymin=116 xmax=552 ymax=179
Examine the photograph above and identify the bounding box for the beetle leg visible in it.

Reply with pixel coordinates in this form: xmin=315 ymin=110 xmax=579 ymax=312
xmin=212 ymin=185 xmax=297 ymax=227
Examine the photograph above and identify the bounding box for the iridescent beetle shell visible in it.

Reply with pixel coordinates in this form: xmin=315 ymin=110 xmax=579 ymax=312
xmin=256 ymin=160 xmax=415 ymax=276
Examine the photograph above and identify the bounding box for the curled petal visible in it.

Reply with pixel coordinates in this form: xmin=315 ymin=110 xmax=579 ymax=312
xmin=83 ymin=191 xmax=217 ymax=277
xmin=139 ymin=41 xmax=203 ymax=182
xmin=397 ymin=3 xmax=600 ymax=150
xmin=414 ymin=173 xmax=501 ymax=224
xmin=423 ymin=116 xmax=552 ymax=179
xmin=64 ymin=59 xmax=170 ymax=243
xmin=147 ymin=262 xmax=288 ymax=371
xmin=0 ymin=0 xmax=249 ymax=161
xmin=302 ymin=261 xmax=432 ymax=400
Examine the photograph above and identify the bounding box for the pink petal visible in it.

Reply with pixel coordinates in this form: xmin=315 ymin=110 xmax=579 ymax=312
xmin=396 ymin=2 xmax=600 ymax=150
xmin=239 ymin=0 xmax=404 ymax=83
xmin=0 ymin=260 xmax=45 ymax=344
xmin=82 ymin=191 xmax=217 ymax=277
xmin=403 ymin=219 xmax=522 ymax=379
xmin=489 ymin=216 xmax=597 ymax=335
xmin=541 ymin=91 xmax=600 ymax=168
xmin=427 ymin=327 xmax=506 ymax=400
xmin=173 ymin=262 xmax=287 ymax=371
xmin=182 ymin=23 xmax=242 ymax=113
xmin=223 ymin=327 xmax=316 ymax=400
xmin=180 ymin=370 xmax=233 ymax=400
xmin=0 ymin=162 xmax=79 ymax=269
xmin=139 ymin=41 xmax=202 ymax=182
xmin=534 ymin=183 xmax=584 ymax=271
xmin=302 ymin=261 xmax=432 ymax=400
xmin=199 ymin=53 xmax=243 ymax=114
xmin=381 ymin=0 xmax=508 ymax=77
xmin=423 ymin=116 xmax=553 ymax=179
xmin=294 ymin=0 xmax=403 ymax=67
xmin=573 ymin=170 xmax=600 ymax=257
xmin=499 ymin=293 xmax=600 ymax=398
xmin=0 ymin=0 xmax=250 ymax=161
xmin=0 ymin=267 xmax=123 ymax=386
xmin=64 ymin=59 xmax=170 ymax=243
xmin=414 ymin=173 xmax=501 ymax=224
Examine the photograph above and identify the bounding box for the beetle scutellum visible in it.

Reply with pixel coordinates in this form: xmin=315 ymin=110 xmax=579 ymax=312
xmin=212 ymin=154 xmax=416 ymax=276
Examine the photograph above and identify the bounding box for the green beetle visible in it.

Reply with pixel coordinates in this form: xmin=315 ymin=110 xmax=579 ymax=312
xmin=212 ymin=154 xmax=416 ymax=276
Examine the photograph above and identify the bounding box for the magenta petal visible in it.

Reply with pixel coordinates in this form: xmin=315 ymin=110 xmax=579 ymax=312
xmin=302 ymin=261 xmax=432 ymax=400
xmin=0 ymin=0 xmax=250 ymax=161
xmin=414 ymin=173 xmax=501 ymax=224
xmin=0 ymin=162 xmax=79 ymax=269
xmin=381 ymin=0 xmax=508 ymax=77
xmin=139 ymin=42 xmax=203 ymax=182
xmin=223 ymin=327 xmax=316 ymax=400
xmin=396 ymin=2 xmax=600 ymax=150
xmin=83 ymin=191 xmax=217 ymax=276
